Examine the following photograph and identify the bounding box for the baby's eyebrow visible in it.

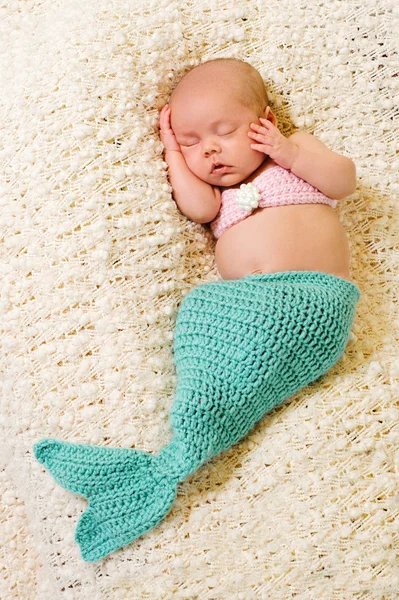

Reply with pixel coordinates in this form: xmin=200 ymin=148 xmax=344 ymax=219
xmin=209 ymin=118 xmax=228 ymax=127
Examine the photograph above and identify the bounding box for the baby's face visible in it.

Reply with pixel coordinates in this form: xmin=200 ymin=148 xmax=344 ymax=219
xmin=170 ymin=88 xmax=268 ymax=187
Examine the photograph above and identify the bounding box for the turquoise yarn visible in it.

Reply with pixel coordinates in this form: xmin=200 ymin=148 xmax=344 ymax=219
xmin=34 ymin=271 xmax=361 ymax=562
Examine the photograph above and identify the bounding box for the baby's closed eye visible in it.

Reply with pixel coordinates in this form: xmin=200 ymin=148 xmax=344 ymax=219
xmin=181 ymin=130 xmax=236 ymax=146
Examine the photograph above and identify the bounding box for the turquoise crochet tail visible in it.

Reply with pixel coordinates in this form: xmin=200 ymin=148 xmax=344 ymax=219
xmin=34 ymin=271 xmax=361 ymax=562
xmin=34 ymin=437 xmax=195 ymax=562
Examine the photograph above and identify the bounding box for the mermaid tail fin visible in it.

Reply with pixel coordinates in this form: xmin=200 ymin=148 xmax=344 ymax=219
xmin=34 ymin=438 xmax=191 ymax=562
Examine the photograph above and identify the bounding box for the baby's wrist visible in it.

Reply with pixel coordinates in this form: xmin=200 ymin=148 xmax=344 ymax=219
xmin=288 ymin=141 xmax=300 ymax=171
xmin=164 ymin=148 xmax=183 ymax=157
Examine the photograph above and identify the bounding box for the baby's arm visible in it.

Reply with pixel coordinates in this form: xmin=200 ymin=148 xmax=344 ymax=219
xmin=160 ymin=105 xmax=221 ymax=224
xmin=288 ymin=131 xmax=356 ymax=200
xmin=164 ymin=150 xmax=221 ymax=224
xmin=248 ymin=119 xmax=356 ymax=200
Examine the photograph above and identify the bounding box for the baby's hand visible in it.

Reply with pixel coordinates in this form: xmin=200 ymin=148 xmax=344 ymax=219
xmin=159 ymin=104 xmax=182 ymax=153
xmin=248 ymin=119 xmax=299 ymax=170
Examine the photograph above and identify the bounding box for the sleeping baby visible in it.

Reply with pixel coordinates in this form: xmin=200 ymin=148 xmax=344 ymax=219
xmin=34 ymin=57 xmax=361 ymax=562
xmin=160 ymin=57 xmax=355 ymax=282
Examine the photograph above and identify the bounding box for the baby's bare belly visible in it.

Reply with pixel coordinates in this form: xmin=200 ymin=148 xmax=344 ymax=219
xmin=214 ymin=203 xmax=352 ymax=282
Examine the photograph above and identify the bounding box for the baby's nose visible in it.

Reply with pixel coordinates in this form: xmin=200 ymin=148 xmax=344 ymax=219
xmin=203 ymin=141 xmax=221 ymax=156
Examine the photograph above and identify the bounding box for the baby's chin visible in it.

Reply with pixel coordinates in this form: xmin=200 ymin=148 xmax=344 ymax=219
xmin=205 ymin=169 xmax=242 ymax=187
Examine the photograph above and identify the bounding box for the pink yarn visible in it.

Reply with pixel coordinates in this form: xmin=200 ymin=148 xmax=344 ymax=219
xmin=210 ymin=166 xmax=338 ymax=240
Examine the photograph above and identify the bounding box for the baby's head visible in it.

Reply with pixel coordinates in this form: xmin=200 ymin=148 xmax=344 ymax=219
xmin=169 ymin=58 xmax=277 ymax=187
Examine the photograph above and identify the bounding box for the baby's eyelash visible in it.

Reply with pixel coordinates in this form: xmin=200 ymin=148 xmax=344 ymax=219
xmin=182 ymin=130 xmax=236 ymax=146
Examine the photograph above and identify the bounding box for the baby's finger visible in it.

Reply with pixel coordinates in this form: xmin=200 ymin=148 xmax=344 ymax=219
xmin=163 ymin=106 xmax=171 ymax=121
xmin=250 ymin=143 xmax=271 ymax=154
xmin=160 ymin=109 xmax=170 ymax=128
xmin=160 ymin=105 xmax=169 ymax=118
xmin=248 ymin=131 xmax=268 ymax=143
xmin=259 ymin=118 xmax=273 ymax=128
xmin=249 ymin=123 xmax=268 ymax=136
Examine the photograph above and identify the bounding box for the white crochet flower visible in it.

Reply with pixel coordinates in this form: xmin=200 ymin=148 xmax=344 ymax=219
xmin=233 ymin=182 xmax=261 ymax=211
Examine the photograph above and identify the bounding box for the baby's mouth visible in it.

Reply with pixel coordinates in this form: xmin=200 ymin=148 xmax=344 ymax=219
xmin=212 ymin=163 xmax=231 ymax=173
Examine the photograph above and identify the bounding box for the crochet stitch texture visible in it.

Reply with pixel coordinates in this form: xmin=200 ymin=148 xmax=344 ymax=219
xmin=210 ymin=166 xmax=338 ymax=239
xmin=35 ymin=271 xmax=361 ymax=562
xmin=2 ymin=0 xmax=397 ymax=594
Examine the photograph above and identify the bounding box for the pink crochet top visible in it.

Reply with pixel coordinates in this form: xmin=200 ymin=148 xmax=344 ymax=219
xmin=210 ymin=165 xmax=338 ymax=240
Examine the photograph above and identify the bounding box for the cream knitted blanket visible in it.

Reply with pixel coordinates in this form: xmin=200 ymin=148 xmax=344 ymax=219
xmin=1 ymin=0 xmax=398 ymax=598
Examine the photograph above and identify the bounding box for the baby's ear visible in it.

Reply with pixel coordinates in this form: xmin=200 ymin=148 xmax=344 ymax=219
xmin=262 ymin=106 xmax=278 ymax=127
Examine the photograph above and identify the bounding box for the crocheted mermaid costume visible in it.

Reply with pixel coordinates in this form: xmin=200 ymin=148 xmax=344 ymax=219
xmin=34 ymin=270 xmax=361 ymax=562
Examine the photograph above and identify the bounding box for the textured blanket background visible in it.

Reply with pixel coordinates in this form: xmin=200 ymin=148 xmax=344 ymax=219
xmin=1 ymin=0 xmax=398 ymax=598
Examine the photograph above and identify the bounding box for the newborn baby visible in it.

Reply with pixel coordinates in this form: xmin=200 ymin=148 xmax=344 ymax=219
xmin=160 ymin=58 xmax=355 ymax=282
xmin=34 ymin=58 xmax=361 ymax=563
